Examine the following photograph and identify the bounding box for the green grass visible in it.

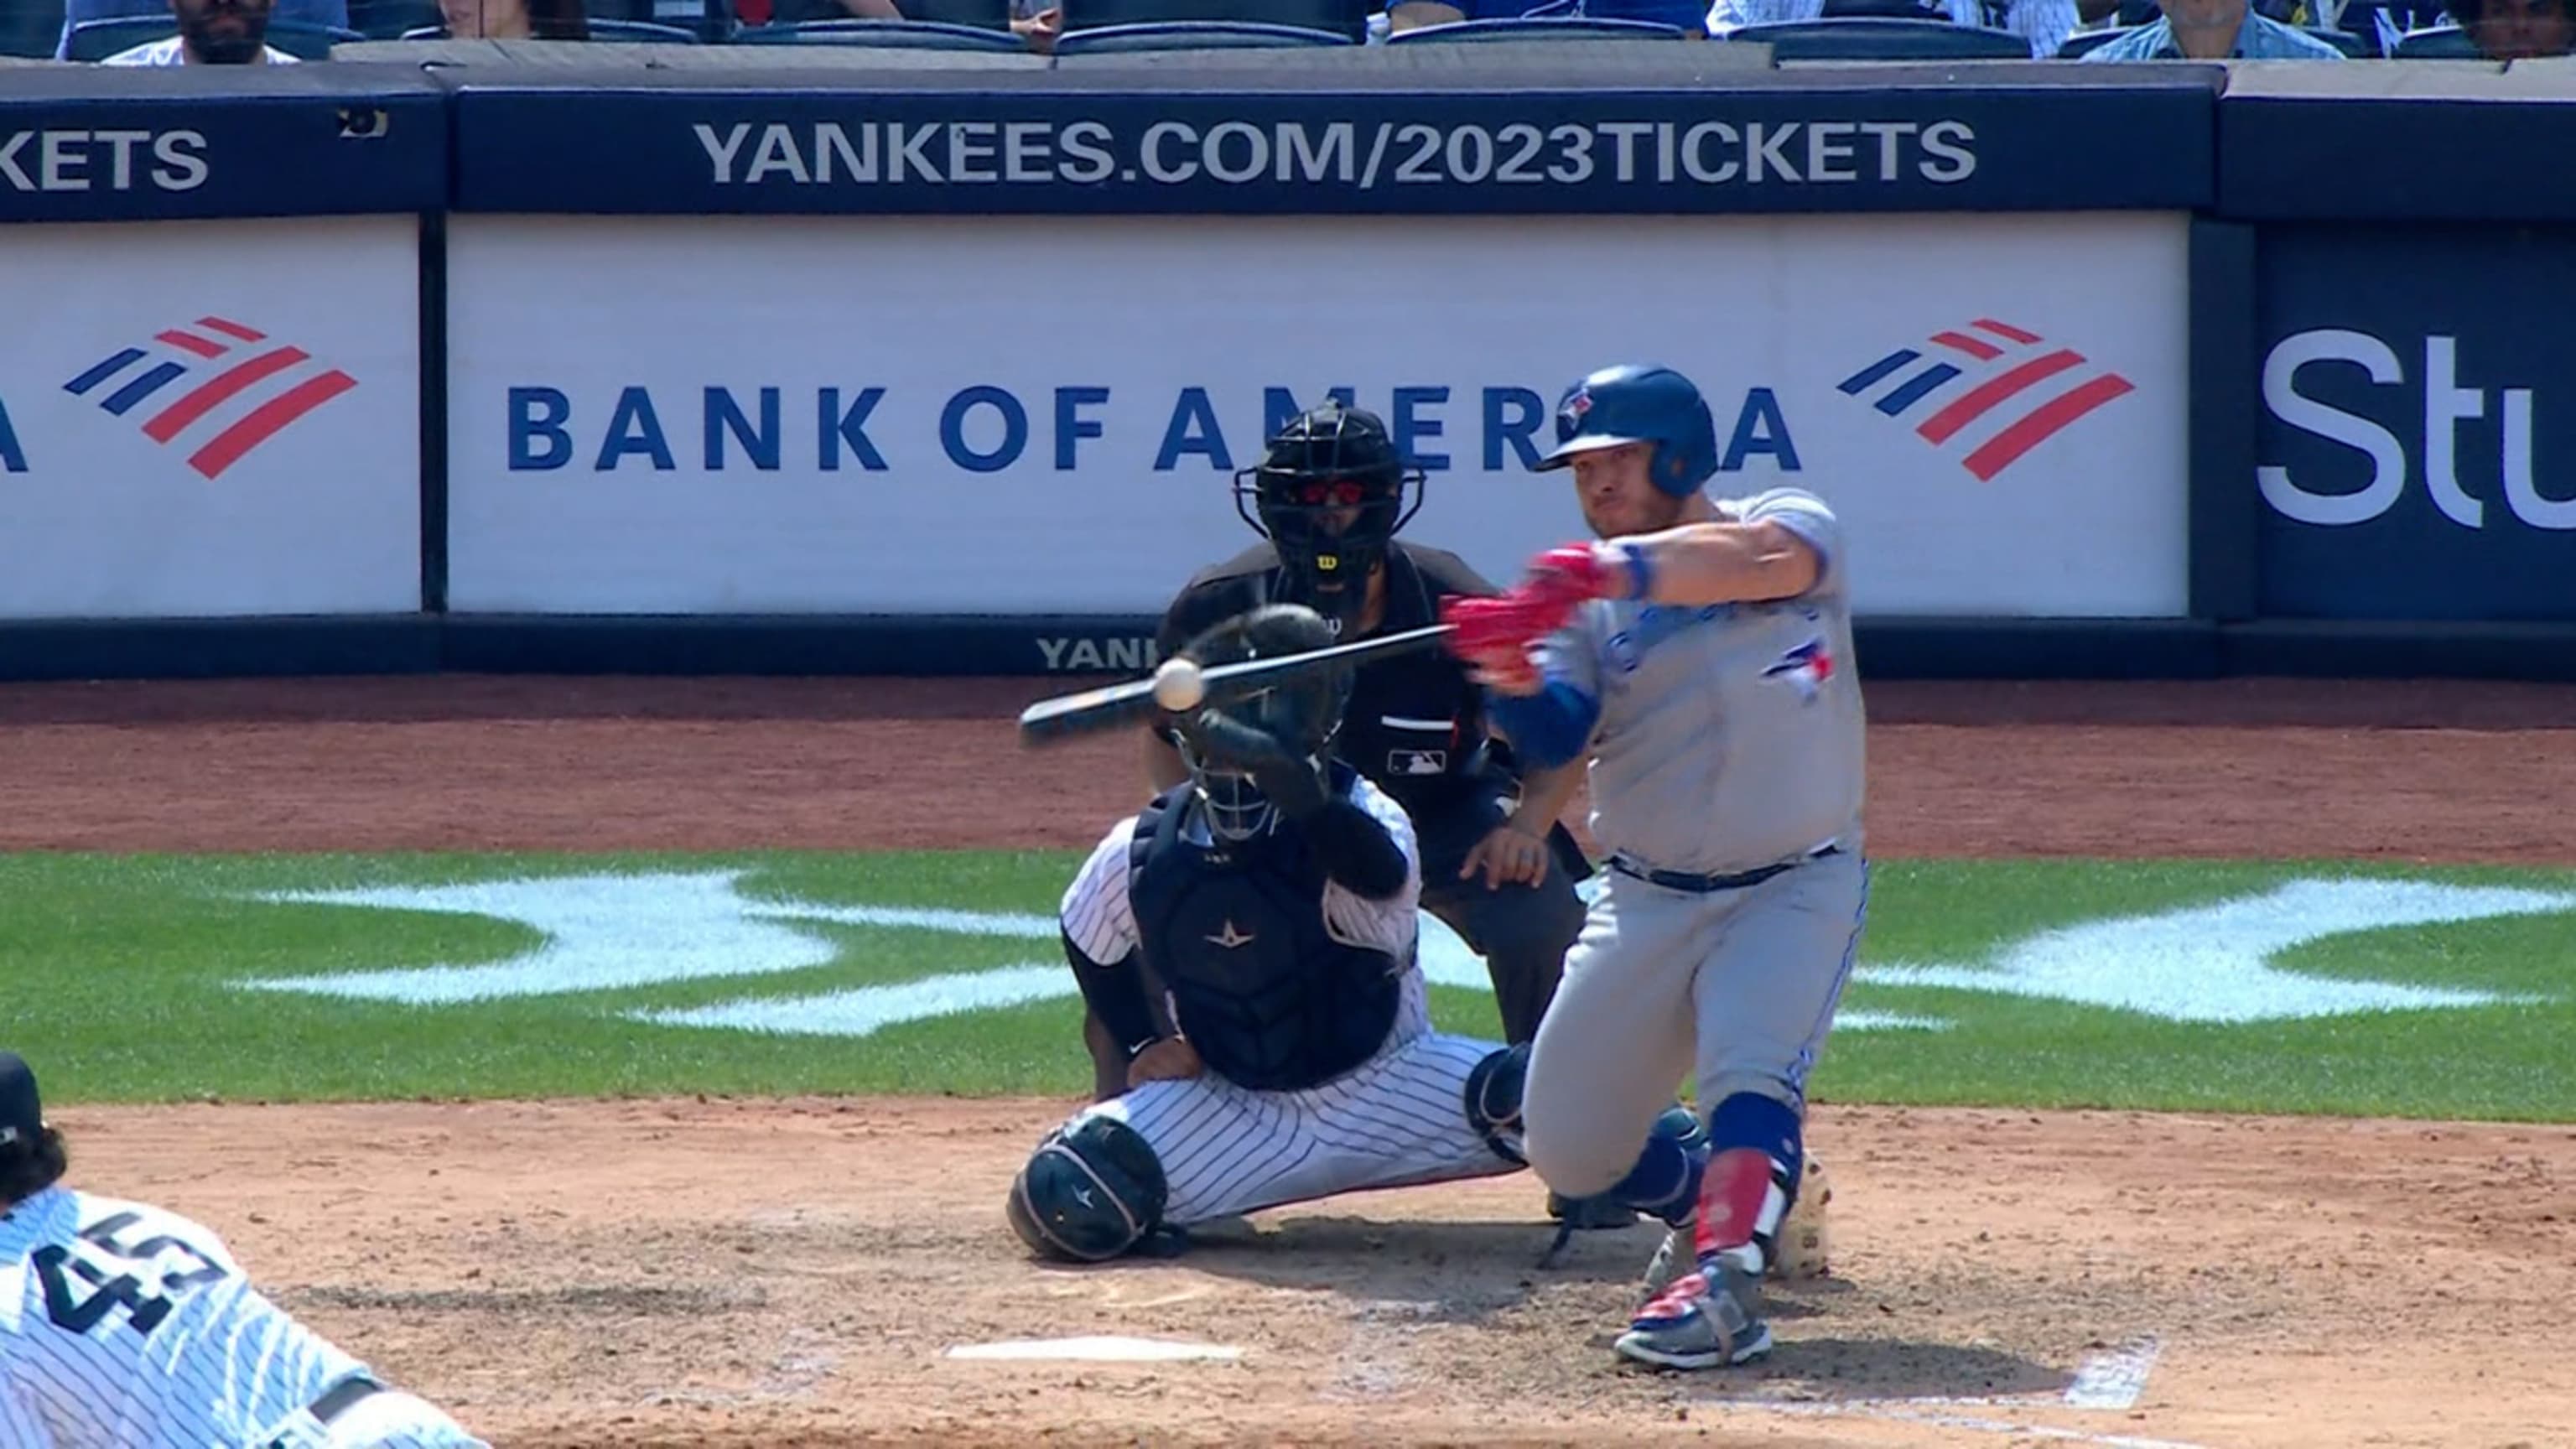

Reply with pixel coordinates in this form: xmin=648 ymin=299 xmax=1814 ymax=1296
xmin=3 ymin=852 xmax=2571 ymax=1122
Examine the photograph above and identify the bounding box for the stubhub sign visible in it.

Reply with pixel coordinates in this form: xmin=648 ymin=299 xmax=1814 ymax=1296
xmin=2257 ymin=225 xmax=2576 ymax=621
xmin=445 ymin=211 xmax=2191 ymax=619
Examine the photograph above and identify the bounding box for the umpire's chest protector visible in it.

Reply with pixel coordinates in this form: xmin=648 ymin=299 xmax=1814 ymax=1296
xmin=1126 ymin=791 xmax=1401 ymax=1093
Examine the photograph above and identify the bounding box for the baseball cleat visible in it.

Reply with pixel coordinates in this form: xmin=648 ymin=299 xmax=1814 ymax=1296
xmin=1614 ymin=1263 xmax=1772 ymax=1371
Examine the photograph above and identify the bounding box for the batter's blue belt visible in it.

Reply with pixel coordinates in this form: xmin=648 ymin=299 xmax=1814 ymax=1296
xmin=1608 ymin=846 xmax=1841 ymax=894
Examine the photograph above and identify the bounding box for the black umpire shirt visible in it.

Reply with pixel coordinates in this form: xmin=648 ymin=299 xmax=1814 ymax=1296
xmin=1156 ymin=541 xmax=1511 ymax=821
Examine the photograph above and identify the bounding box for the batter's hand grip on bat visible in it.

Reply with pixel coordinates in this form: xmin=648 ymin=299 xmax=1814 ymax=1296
xmin=1016 ymin=622 xmax=1455 ymax=748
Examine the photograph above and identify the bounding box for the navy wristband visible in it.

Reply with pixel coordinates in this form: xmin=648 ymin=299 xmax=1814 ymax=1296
xmin=1618 ymin=541 xmax=1654 ymax=601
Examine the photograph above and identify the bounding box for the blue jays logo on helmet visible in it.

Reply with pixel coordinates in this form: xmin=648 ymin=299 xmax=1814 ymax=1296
xmin=1535 ymin=363 xmax=1721 ymax=499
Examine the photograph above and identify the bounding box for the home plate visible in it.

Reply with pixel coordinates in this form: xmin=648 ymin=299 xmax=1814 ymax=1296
xmin=945 ymin=1336 xmax=1244 ymax=1363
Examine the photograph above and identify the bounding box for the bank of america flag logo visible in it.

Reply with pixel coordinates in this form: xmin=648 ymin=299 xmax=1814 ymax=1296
xmin=63 ymin=317 xmax=357 ymax=480
xmin=1836 ymin=319 xmax=2133 ymax=482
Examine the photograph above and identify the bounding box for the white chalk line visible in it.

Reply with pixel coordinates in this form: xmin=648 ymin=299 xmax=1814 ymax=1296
xmin=1698 ymin=1336 xmax=2180 ymax=1447
xmin=1716 ymin=1400 xmax=2209 ymax=1449
xmin=2064 ymin=1336 xmax=2162 ymax=1410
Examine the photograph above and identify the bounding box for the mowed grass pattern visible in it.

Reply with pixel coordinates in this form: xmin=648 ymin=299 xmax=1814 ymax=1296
xmin=2 ymin=853 xmax=2570 ymax=1122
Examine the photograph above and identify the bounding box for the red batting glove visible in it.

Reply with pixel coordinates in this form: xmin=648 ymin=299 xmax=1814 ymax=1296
xmin=1439 ymin=595 xmax=1547 ymax=694
xmin=1441 ymin=593 xmax=1559 ymax=659
xmin=1523 ymin=543 xmax=1622 ymax=612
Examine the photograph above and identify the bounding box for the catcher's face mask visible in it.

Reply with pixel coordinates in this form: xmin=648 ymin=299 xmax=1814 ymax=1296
xmin=1176 ymin=735 xmax=1278 ymax=844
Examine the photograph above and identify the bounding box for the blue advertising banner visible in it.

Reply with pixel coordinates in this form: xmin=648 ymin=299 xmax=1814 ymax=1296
xmin=0 ymin=65 xmax=448 ymax=224
xmin=2220 ymin=71 xmax=2576 ymax=223
xmin=449 ymin=73 xmax=2215 ymax=216
xmin=2257 ymin=223 xmax=2576 ymax=621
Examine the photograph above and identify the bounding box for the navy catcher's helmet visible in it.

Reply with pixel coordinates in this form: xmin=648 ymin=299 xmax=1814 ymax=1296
xmin=1171 ymin=604 xmax=1353 ymax=844
xmin=1233 ymin=402 xmax=1426 ymax=637
xmin=1535 ymin=365 xmax=1720 ymax=499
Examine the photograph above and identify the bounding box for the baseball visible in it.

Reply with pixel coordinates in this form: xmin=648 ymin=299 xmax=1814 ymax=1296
xmin=1152 ymin=657 xmax=1206 ymax=712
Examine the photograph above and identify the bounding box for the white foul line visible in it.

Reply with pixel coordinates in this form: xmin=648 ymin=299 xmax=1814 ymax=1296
xmin=1730 ymin=1400 xmax=2210 ymax=1449
xmin=1700 ymin=1335 xmax=2185 ymax=1448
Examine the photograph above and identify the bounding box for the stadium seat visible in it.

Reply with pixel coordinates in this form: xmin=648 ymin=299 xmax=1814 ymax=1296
xmin=2054 ymin=23 xmax=2132 ymax=53
xmin=1053 ymin=17 xmax=1352 ymax=47
xmin=402 ymin=13 xmax=699 ymax=33
xmin=347 ymin=0 xmax=439 ymax=35
xmin=1386 ymin=14 xmax=1687 ymax=40
xmin=2301 ymin=22 xmax=2376 ymax=52
xmin=730 ymin=15 xmax=1025 ymax=42
xmin=2 ymin=0 xmax=67 ymax=56
xmin=2392 ymin=21 xmax=2484 ymax=53
xmin=1060 ymin=0 xmax=1368 ymax=40
xmin=65 ymin=13 xmax=360 ymax=54
xmin=755 ymin=0 xmax=1004 ymax=20
xmin=1820 ymin=0 xmax=1955 ymax=16
xmin=1719 ymin=15 xmax=2029 ymax=55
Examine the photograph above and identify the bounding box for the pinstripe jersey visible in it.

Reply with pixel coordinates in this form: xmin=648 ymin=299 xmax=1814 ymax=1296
xmin=1060 ymin=774 xmax=1422 ymax=984
xmin=0 ymin=1187 xmax=378 ymax=1447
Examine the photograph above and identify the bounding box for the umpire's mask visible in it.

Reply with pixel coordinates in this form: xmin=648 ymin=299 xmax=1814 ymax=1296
xmin=1169 ymin=605 xmax=1351 ymax=845
xmin=1233 ymin=403 xmax=1426 ymax=638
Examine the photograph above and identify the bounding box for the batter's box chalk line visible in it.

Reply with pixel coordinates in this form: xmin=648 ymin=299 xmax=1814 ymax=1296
xmin=943 ymin=1336 xmax=1244 ymax=1363
xmin=1698 ymin=1336 xmax=2199 ymax=1449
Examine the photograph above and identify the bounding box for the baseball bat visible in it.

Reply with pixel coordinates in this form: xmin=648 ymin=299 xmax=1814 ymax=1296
xmin=1017 ymin=622 xmax=1457 ymax=746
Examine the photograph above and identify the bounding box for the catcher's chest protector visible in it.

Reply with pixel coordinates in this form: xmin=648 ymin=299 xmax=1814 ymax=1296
xmin=1127 ymin=786 xmax=1400 ymax=1093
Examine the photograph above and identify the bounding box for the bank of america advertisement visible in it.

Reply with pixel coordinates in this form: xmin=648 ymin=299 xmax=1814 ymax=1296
xmin=0 ymin=218 xmax=422 ymax=620
xmin=446 ymin=212 xmax=2188 ymax=618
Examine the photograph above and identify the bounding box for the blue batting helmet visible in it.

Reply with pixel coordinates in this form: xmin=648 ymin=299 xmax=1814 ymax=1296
xmin=1535 ymin=364 xmax=1720 ymax=498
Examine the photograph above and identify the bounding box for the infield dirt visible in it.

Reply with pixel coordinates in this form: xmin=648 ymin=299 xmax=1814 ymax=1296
xmin=11 ymin=674 xmax=2575 ymax=1448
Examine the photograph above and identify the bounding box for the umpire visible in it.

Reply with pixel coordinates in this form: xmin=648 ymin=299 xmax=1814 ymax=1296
xmin=1073 ymin=401 xmax=1628 ymax=1230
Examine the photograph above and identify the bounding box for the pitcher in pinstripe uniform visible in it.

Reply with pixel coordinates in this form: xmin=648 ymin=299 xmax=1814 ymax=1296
xmin=1005 ymin=605 xmax=1713 ymax=1264
xmin=0 ymin=1052 xmax=487 ymax=1448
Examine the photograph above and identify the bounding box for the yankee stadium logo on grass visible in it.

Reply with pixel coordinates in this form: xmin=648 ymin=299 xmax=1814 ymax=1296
xmin=1836 ymin=319 xmax=2132 ymax=482
xmin=62 ymin=316 xmax=356 ymax=480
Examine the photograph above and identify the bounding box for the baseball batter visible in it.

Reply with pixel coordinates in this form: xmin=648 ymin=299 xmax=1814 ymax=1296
xmin=1006 ymin=606 xmax=1708 ymax=1261
xmin=1443 ymin=363 xmax=1870 ymax=1371
xmin=0 ymin=1051 xmax=488 ymax=1447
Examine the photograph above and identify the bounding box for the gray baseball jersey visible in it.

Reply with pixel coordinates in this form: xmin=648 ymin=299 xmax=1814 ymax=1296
xmin=1535 ymin=486 xmax=1866 ymax=877
xmin=1515 ymin=486 xmax=1871 ymax=1201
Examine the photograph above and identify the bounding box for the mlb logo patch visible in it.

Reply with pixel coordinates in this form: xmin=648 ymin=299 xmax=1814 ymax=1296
xmin=1763 ymin=639 xmax=1835 ymax=703
xmin=1388 ymin=750 xmax=1448 ymax=776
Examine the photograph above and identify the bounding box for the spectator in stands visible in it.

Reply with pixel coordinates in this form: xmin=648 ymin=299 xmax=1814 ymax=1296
xmin=58 ymin=0 xmax=340 ymax=58
xmin=2079 ymin=0 xmax=2345 ymax=53
xmin=1700 ymin=0 xmax=2085 ymax=57
xmin=1387 ymin=0 xmax=1711 ymax=35
xmin=1010 ymin=0 xmax=1060 ymax=49
xmin=97 ymin=0 xmax=298 ymax=59
xmin=2449 ymin=0 xmax=2573 ymax=55
xmin=435 ymin=0 xmax=586 ymax=36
